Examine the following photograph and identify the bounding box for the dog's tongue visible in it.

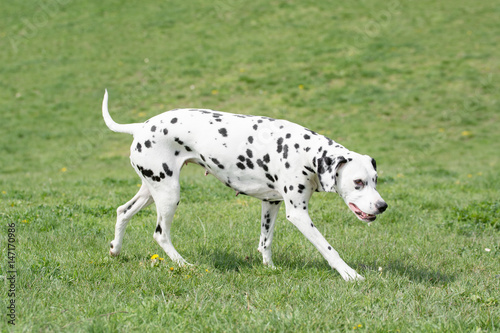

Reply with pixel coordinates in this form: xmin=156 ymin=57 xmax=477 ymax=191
xmin=349 ymin=203 xmax=375 ymax=220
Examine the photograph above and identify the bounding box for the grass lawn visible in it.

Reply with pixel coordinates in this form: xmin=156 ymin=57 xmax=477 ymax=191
xmin=1 ymin=0 xmax=499 ymax=331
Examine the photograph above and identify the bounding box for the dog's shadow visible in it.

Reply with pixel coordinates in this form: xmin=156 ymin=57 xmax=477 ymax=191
xmin=358 ymin=260 xmax=456 ymax=285
xmin=199 ymin=249 xmax=456 ymax=285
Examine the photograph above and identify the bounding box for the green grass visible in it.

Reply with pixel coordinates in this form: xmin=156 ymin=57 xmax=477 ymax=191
xmin=1 ymin=0 xmax=499 ymax=331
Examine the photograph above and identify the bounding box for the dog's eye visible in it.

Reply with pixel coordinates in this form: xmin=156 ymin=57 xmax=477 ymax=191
xmin=354 ymin=179 xmax=364 ymax=187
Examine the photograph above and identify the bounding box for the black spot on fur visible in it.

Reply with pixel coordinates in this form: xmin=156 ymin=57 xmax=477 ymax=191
xmin=286 ymin=133 xmax=291 ymax=139
xmin=151 ymin=125 xmax=156 ymax=132
xmin=236 ymin=162 xmax=245 ymax=170
xmin=137 ymin=165 xmax=154 ymax=178
xmin=277 ymin=138 xmax=284 ymax=153
xmin=257 ymin=159 xmax=268 ymax=172
xmin=238 ymin=155 xmax=245 ymax=162
xmin=163 ymin=128 xmax=168 ymax=135
xmin=285 ymin=162 xmax=290 ymax=169
xmin=304 ymin=166 xmax=315 ymax=173
xmin=294 ymin=143 xmax=299 ymax=149
xmin=218 ymin=128 xmax=228 ymax=137
xmin=246 ymin=149 xmax=253 ymax=158
xmin=200 ymin=154 xmax=206 ymax=162
xmin=304 ymin=134 xmax=310 ymax=140
xmin=246 ymin=159 xmax=254 ymax=169
xmin=174 ymin=137 xmax=184 ymax=145
xmin=210 ymin=158 xmax=225 ymax=169
xmin=174 ymin=151 xmax=180 ymax=156
xmin=171 ymin=118 xmax=178 ymax=124
xmin=156 ymin=224 xmax=162 ymax=234
xmin=136 ymin=142 xmax=142 ymax=152
xmin=162 ymin=163 xmax=174 ymax=177
xmin=248 ymin=136 xmax=254 ymax=143
xmin=253 ymin=124 xmax=258 ymax=130
xmin=283 ymin=145 xmax=289 ymax=159
xmin=145 ymin=140 xmax=152 ymax=148
xmin=265 ymin=173 xmax=275 ymax=182
xmin=263 ymin=154 xmax=270 ymax=163
xmin=284 ymin=186 xmax=288 ymax=193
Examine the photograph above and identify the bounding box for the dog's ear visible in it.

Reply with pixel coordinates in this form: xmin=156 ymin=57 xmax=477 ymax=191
xmin=317 ymin=155 xmax=348 ymax=192
xmin=371 ymin=158 xmax=377 ymax=171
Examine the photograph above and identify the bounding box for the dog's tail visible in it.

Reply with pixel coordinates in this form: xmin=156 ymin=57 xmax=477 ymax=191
xmin=102 ymin=90 xmax=141 ymax=135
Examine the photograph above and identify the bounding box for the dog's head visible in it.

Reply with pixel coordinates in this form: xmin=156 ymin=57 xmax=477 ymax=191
xmin=317 ymin=152 xmax=387 ymax=222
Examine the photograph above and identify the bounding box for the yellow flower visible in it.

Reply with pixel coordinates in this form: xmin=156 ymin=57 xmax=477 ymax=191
xmin=396 ymin=173 xmax=404 ymax=178
xmin=298 ymin=84 xmax=304 ymax=90
xmin=159 ymin=257 xmax=164 ymax=261
xmin=211 ymin=89 xmax=219 ymax=95
xmin=461 ymin=130 xmax=472 ymax=136
xmin=151 ymin=254 xmax=159 ymax=260
xmin=1 ymin=191 xmax=6 ymax=194
xmin=60 ymin=167 xmax=67 ymax=172
xmin=138 ymin=112 xmax=146 ymax=117
xmin=467 ymin=174 xmax=473 ymax=178
xmin=170 ymin=267 xmax=174 ymax=271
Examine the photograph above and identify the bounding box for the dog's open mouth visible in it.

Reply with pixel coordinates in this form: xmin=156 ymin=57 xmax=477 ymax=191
xmin=349 ymin=203 xmax=376 ymax=222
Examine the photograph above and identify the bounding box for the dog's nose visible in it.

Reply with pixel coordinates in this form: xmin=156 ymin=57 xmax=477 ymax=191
xmin=376 ymin=201 xmax=388 ymax=213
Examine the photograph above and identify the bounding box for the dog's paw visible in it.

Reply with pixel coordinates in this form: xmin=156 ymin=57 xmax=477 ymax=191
xmin=109 ymin=241 xmax=121 ymax=257
xmin=339 ymin=267 xmax=365 ymax=282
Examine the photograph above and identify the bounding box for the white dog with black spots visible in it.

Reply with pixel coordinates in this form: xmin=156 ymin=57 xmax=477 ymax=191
xmin=102 ymin=90 xmax=387 ymax=281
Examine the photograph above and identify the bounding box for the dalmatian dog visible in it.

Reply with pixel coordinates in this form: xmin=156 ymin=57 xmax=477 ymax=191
xmin=102 ymin=90 xmax=387 ymax=281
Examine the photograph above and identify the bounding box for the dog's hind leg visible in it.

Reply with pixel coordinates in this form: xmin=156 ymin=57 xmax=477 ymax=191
xmin=257 ymin=200 xmax=282 ymax=267
xmin=150 ymin=181 xmax=190 ymax=266
xmin=110 ymin=183 xmax=154 ymax=256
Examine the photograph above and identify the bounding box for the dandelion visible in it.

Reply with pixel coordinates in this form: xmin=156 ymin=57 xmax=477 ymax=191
xmin=159 ymin=257 xmax=164 ymax=261
xmin=170 ymin=267 xmax=174 ymax=271
xmin=211 ymin=89 xmax=219 ymax=95
xmin=467 ymin=174 xmax=473 ymax=178
xmin=151 ymin=254 xmax=159 ymax=260
xmin=138 ymin=112 xmax=147 ymax=117
xmin=461 ymin=130 xmax=472 ymax=137
xmin=60 ymin=167 xmax=67 ymax=172
xmin=22 ymin=219 xmax=28 ymax=223
xmin=205 ymin=269 xmax=209 ymax=272
xmin=298 ymin=84 xmax=304 ymax=90
xmin=2 ymin=191 xmax=6 ymax=194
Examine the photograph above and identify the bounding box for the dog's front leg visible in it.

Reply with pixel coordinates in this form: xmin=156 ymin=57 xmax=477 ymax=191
xmin=284 ymin=203 xmax=364 ymax=281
